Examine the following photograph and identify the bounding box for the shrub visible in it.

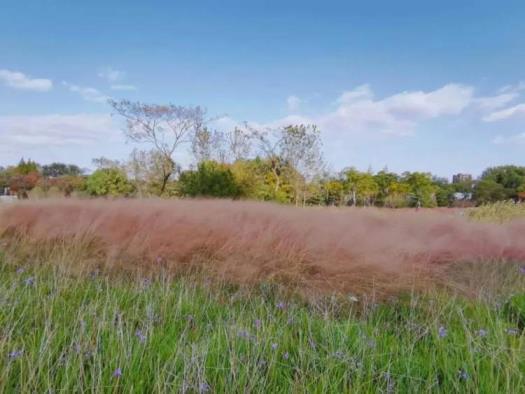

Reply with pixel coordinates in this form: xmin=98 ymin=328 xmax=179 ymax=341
xmin=86 ymin=168 xmax=135 ymax=197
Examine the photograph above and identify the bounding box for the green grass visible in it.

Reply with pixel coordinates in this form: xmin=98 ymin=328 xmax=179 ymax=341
xmin=468 ymin=201 xmax=525 ymax=223
xmin=0 ymin=258 xmax=523 ymax=393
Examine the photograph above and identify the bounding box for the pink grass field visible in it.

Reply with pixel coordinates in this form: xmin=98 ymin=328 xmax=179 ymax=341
xmin=1 ymin=199 xmax=524 ymax=294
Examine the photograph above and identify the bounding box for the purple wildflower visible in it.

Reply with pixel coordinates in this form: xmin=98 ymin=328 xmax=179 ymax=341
xmin=457 ymin=369 xmax=469 ymax=381
xmin=135 ymin=329 xmax=146 ymax=343
xmin=333 ymin=350 xmax=345 ymax=359
xmin=276 ymin=301 xmax=286 ymax=310
xmin=271 ymin=343 xmax=278 ymax=351
xmin=24 ymin=276 xmax=35 ymax=286
xmin=112 ymin=367 xmax=122 ymax=378
xmin=254 ymin=319 xmax=262 ymax=329
xmin=477 ymin=329 xmax=488 ymax=337
xmin=383 ymin=372 xmax=395 ymax=393
xmin=199 ymin=383 xmax=211 ymax=393
xmin=8 ymin=349 xmax=23 ymax=360
xmin=519 ymin=266 xmax=525 ymax=275
xmin=156 ymin=256 xmax=163 ymax=264
xmin=16 ymin=267 xmax=25 ymax=274
xmin=506 ymin=328 xmax=519 ymax=336
xmin=237 ymin=329 xmax=252 ymax=340
xmin=282 ymin=352 xmax=289 ymax=360
xmin=438 ymin=326 xmax=447 ymax=338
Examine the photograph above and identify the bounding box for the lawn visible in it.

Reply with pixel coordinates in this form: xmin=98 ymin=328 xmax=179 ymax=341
xmin=0 ymin=258 xmax=523 ymax=393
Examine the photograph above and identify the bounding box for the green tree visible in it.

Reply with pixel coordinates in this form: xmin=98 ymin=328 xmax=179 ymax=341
xmin=86 ymin=168 xmax=135 ymax=197
xmin=473 ymin=179 xmax=507 ymax=204
xmin=475 ymin=165 xmax=525 ymax=202
xmin=15 ymin=158 xmax=39 ymax=175
xmin=343 ymin=168 xmax=362 ymax=206
xmin=178 ymin=161 xmax=241 ymax=198
xmin=374 ymin=169 xmax=399 ymax=206
xmin=355 ymin=172 xmax=379 ymax=206
xmin=402 ymin=172 xmax=437 ymax=207
xmin=320 ymin=178 xmax=346 ymax=206
xmin=42 ymin=163 xmax=82 ymax=178
xmin=433 ymin=177 xmax=455 ymax=207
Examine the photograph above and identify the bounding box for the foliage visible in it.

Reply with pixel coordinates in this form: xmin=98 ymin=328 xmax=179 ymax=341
xmin=474 ymin=165 xmax=525 ymax=203
xmin=178 ymin=161 xmax=241 ymax=198
xmin=42 ymin=163 xmax=82 ymax=178
xmin=127 ymin=149 xmax=177 ymax=197
xmin=15 ymin=158 xmax=39 ymax=175
xmin=402 ymin=172 xmax=437 ymax=207
xmin=9 ymin=173 xmax=40 ymax=199
xmin=85 ymin=168 xmax=135 ymax=197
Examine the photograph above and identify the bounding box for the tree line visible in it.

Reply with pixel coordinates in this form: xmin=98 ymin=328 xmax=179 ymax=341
xmin=1 ymin=100 xmax=524 ymax=207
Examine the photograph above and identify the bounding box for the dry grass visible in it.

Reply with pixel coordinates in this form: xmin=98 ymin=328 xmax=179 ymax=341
xmin=1 ymin=199 xmax=524 ymax=295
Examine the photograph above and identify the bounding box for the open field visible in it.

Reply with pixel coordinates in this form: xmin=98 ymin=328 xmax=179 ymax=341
xmin=0 ymin=200 xmax=524 ymax=392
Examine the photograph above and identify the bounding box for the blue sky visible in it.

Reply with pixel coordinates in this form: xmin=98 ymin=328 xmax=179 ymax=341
xmin=1 ymin=0 xmax=524 ymax=178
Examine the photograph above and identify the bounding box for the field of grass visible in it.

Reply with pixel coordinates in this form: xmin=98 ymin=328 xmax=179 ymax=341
xmin=0 ymin=200 xmax=524 ymax=392
xmin=468 ymin=200 xmax=525 ymax=223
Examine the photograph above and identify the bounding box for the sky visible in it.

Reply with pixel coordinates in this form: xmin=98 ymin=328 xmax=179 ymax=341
xmin=1 ymin=0 xmax=524 ymax=178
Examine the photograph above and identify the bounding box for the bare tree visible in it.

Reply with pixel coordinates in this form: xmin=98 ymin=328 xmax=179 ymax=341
xmin=92 ymin=156 xmax=123 ymax=170
xmin=227 ymin=126 xmax=253 ymax=161
xmin=191 ymin=127 xmax=228 ymax=164
xmin=127 ymin=149 xmax=180 ymax=197
xmin=110 ymin=99 xmax=206 ymax=194
xmin=251 ymin=124 xmax=324 ymax=203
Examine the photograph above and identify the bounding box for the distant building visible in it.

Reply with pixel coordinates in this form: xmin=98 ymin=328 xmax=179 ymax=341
xmin=453 ymin=192 xmax=472 ymax=201
xmin=452 ymin=173 xmax=472 ymax=184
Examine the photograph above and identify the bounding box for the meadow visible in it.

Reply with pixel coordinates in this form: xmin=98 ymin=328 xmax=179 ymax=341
xmin=0 ymin=200 xmax=524 ymax=392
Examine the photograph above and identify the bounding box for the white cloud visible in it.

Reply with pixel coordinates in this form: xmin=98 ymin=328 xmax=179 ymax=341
xmin=492 ymin=132 xmax=525 ymax=145
xmin=305 ymin=83 xmax=474 ymax=136
xmin=286 ymin=95 xmax=302 ymax=112
xmin=63 ymin=82 xmax=110 ymax=103
xmin=0 ymin=114 xmax=120 ymax=148
xmin=98 ymin=67 xmax=125 ymax=83
xmin=337 ymin=84 xmax=374 ymax=104
xmin=110 ymin=84 xmax=137 ymax=91
xmin=0 ymin=69 xmax=53 ymax=92
xmin=220 ymin=84 xmax=476 ymax=138
xmin=474 ymin=92 xmax=519 ymax=111
xmin=483 ymin=103 xmax=525 ymax=122
xmin=498 ymin=81 xmax=525 ymax=94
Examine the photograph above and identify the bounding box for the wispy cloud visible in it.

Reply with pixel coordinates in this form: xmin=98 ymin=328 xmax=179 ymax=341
xmin=0 ymin=114 xmax=121 ymax=149
xmin=474 ymin=92 xmax=519 ymax=111
xmin=110 ymin=84 xmax=137 ymax=91
xmin=0 ymin=69 xmax=53 ymax=92
xmin=97 ymin=67 xmax=125 ymax=83
xmin=63 ymin=82 xmax=110 ymax=103
xmin=483 ymin=103 xmax=525 ymax=122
